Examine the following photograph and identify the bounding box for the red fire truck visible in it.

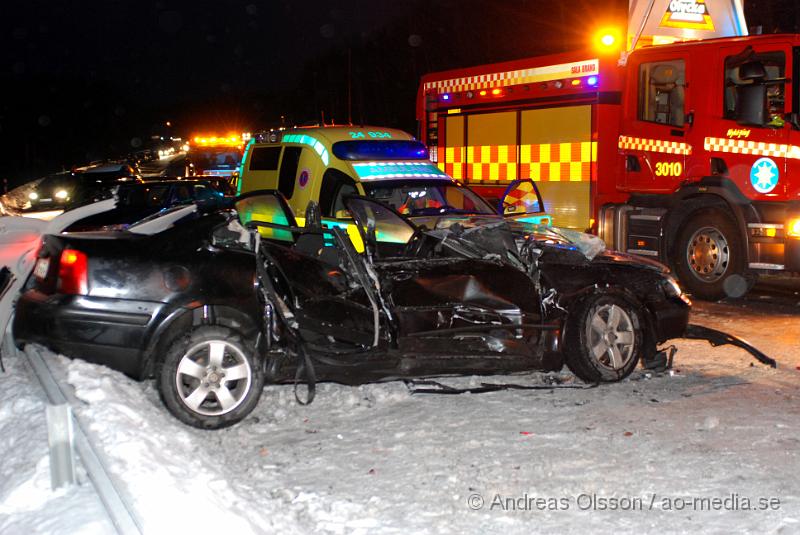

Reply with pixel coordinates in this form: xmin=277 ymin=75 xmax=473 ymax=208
xmin=417 ymin=35 xmax=800 ymax=300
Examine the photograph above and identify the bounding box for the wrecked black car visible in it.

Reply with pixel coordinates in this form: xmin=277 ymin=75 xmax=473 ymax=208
xmin=12 ymin=190 xmax=703 ymax=429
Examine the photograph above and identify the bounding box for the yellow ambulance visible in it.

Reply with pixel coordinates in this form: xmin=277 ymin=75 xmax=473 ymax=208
xmin=236 ymin=125 xmax=549 ymax=246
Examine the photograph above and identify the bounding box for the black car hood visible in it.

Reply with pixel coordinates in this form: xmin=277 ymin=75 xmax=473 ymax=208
xmin=426 ymin=215 xmax=669 ymax=274
xmin=591 ymin=249 xmax=669 ymax=273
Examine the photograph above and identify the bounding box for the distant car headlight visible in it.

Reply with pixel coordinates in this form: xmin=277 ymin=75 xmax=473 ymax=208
xmin=55 ymin=189 xmax=68 ymax=200
xmin=28 ymin=191 xmax=39 ymax=200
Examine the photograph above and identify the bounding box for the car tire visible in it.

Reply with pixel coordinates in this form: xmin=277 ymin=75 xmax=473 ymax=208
xmin=157 ymin=325 xmax=264 ymax=429
xmin=674 ymin=208 xmax=751 ymax=301
xmin=563 ymin=294 xmax=643 ymax=383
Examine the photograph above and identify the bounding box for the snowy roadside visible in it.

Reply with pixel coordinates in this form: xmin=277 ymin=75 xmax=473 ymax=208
xmin=0 ymin=352 xmax=112 ymax=534
xmin=1 ymin=301 xmax=799 ymax=534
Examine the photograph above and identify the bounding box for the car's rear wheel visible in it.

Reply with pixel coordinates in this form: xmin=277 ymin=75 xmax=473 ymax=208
xmin=563 ymin=294 xmax=642 ymax=383
xmin=157 ymin=326 xmax=264 ymax=429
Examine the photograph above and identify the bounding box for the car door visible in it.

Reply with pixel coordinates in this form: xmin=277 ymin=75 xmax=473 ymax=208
xmin=240 ymin=190 xmax=380 ymax=347
xmin=712 ymin=43 xmax=792 ymax=201
xmin=497 ymin=179 xmax=551 ymax=225
xmin=620 ymin=52 xmax=691 ymax=193
xmin=344 ymin=196 xmax=544 ymax=369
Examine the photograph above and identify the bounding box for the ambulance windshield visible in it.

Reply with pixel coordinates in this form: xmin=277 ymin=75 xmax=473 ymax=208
xmin=362 ymin=179 xmax=496 ymax=216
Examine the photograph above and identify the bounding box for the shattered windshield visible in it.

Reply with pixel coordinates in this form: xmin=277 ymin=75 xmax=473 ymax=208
xmin=432 ymin=217 xmax=606 ymax=261
xmin=520 ymin=223 xmax=606 ymax=260
xmin=362 ymin=180 xmax=496 ymax=217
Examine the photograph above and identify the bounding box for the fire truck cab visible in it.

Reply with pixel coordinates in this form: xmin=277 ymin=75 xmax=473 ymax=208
xmin=418 ymin=35 xmax=800 ymax=300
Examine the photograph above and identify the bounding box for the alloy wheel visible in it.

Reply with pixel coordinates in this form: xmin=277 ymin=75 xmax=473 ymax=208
xmin=586 ymin=304 xmax=636 ymax=371
xmin=175 ymin=340 xmax=253 ymax=416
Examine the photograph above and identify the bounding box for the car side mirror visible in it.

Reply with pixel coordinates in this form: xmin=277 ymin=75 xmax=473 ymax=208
xmin=203 ymin=239 xmax=223 ymax=254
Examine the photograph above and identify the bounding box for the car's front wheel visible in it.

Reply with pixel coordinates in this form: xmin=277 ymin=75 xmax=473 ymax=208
xmin=563 ymin=294 xmax=642 ymax=383
xmin=157 ymin=326 xmax=264 ymax=429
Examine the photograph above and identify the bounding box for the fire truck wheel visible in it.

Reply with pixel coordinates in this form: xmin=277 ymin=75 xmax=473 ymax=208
xmin=674 ymin=208 xmax=749 ymax=301
xmin=563 ymin=294 xmax=643 ymax=383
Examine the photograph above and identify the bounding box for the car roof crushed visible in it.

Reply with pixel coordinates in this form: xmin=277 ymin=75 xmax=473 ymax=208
xmin=127 ymin=204 xmax=198 ymax=235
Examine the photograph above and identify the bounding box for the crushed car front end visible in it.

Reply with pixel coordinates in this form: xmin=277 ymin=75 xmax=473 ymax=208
xmin=426 ymin=216 xmax=693 ymax=372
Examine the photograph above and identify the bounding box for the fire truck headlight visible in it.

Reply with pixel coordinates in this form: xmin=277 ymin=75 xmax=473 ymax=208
xmin=787 ymin=218 xmax=800 ymax=238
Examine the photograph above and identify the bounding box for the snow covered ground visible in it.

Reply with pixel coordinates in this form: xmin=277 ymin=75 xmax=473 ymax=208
xmin=0 ymin=350 xmax=113 ymax=534
xmin=1 ymin=298 xmax=799 ymax=534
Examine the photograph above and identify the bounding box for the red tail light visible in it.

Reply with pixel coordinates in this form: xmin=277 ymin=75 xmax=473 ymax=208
xmin=58 ymin=249 xmax=89 ymax=295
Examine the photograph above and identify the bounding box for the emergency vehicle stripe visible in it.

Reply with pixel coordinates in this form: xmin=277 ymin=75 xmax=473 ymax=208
xmin=437 ymin=142 xmax=595 ymax=182
xmin=423 ymin=59 xmax=599 ymax=94
xmin=703 ymin=137 xmax=800 ymax=160
xmin=618 ymin=135 xmax=692 ymax=156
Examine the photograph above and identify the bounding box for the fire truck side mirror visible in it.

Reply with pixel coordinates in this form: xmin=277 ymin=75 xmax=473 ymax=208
xmin=789 ymin=112 xmax=800 ymax=131
xmin=736 ymin=84 xmax=768 ymax=127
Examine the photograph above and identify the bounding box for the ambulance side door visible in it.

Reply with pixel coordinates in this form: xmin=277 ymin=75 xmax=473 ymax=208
xmin=620 ymin=52 xmax=691 ymax=193
xmin=277 ymin=145 xmax=302 ymax=210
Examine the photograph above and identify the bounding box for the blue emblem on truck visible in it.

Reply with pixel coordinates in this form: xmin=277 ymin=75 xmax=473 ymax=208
xmin=750 ymin=157 xmax=779 ymax=194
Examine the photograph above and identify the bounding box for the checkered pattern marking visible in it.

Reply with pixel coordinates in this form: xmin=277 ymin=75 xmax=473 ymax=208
xmin=618 ymin=135 xmax=692 ymax=156
xmin=437 ymin=142 xmax=596 ymax=182
xmin=424 ymin=59 xmax=599 ymax=94
xmin=520 ymin=142 xmax=595 ymax=183
xmin=704 ymin=137 xmax=800 ymax=159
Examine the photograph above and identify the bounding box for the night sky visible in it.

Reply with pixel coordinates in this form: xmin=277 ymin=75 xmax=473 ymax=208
xmin=2 ymin=0 xmax=799 ymax=188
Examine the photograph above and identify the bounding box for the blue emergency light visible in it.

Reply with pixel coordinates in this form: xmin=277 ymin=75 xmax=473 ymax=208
xmin=332 ymin=140 xmax=429 ymax=161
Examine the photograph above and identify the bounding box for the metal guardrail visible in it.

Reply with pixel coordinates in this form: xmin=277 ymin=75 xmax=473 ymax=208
xmin=23 ymin=345 xmax=143 ymax=535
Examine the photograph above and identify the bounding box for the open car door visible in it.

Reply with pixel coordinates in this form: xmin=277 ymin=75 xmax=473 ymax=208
xmin=342 ymin=195 xmax=548 ymax=373
xmin=234 ymin=190 xmax=297 ymax=243
xmin=342 ymin=195 xmax=417 ymax=260
xmin=241 ymin=191 xmax=381 ymax=348
xmin=498 ymin=179 xmax=551 ymax=225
